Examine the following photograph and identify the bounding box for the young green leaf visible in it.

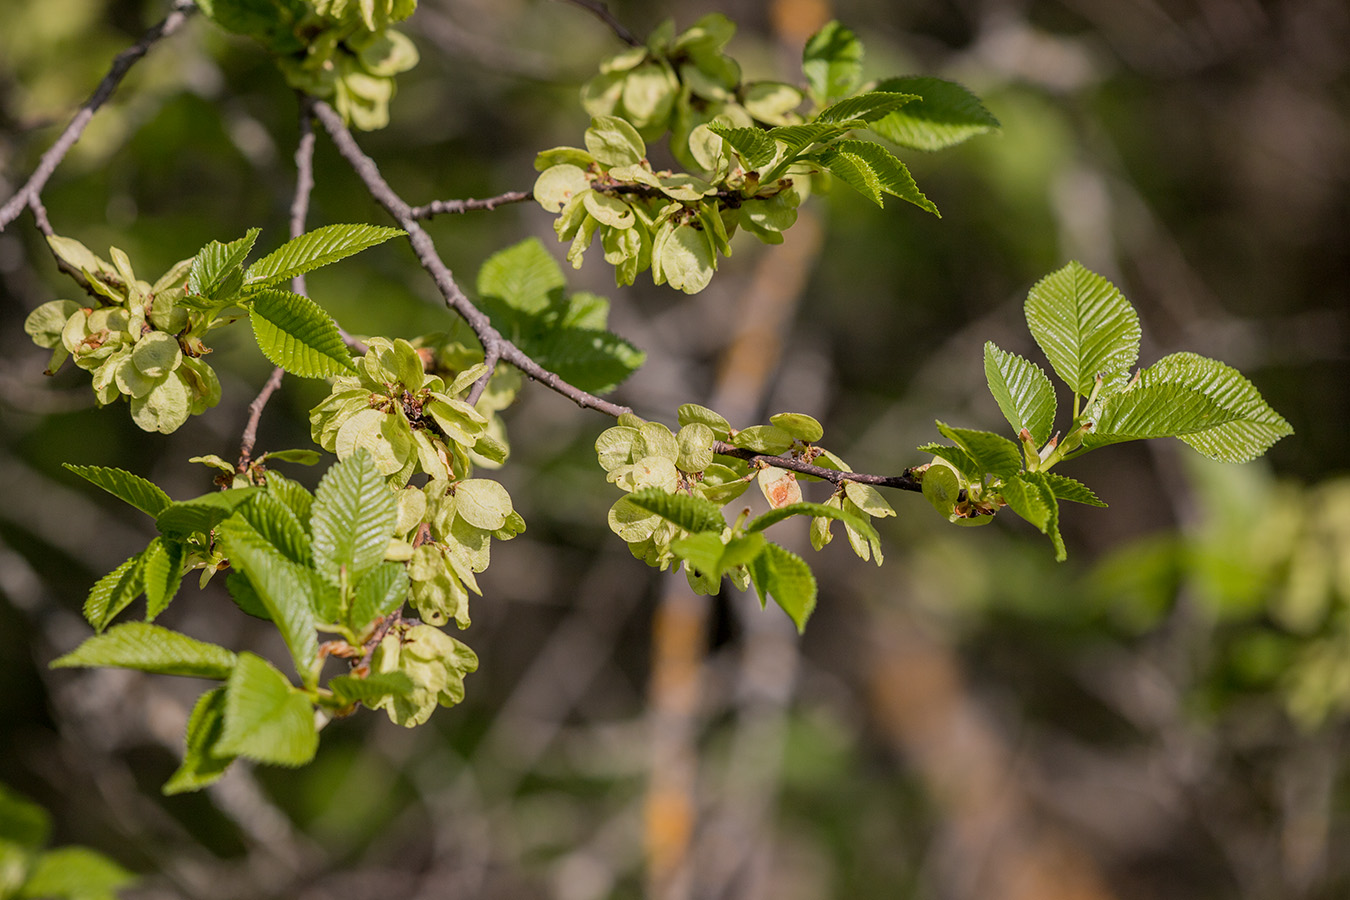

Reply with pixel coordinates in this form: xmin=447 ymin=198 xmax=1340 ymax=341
xmin=217 ymin=653 xmax=318 ymax=767
xmin=188 ymin=228 xmax=259 ymax=300
xmin=730 ymin=424 xmax=794 ymax=454
xmin=310 ymin=450 xmax=398 ymax=586
xmin=52 ymin=622 xmax=237 ymax=679
xmin=935 ymin=421 xmax=1023 ymax=481
xmin=815 ymin=140 xmax=939 ymax=214
xmin=816 ymin=91 xmax=916 ymax=125
xmin=704 ymin=122 xmax=777 ymax=169
xmin=1131 ymin=352 xmax=1293 ymax=462
xmin=142 ymin=538 xmax=186 ymax=621
xmin=584 ymin=115 xmax=646 ymax=167
xmin=870 ymin=76 xmax=1000 ymax=151
xmin=983 ymin=341 xmax=1056 ymax=445
xmin=348 ymin=562 xmax=410 ymax=634
xmin=627 ymin=487 xmax=726 ymax=534
xmin=242 ymin=224 xmax=403 ymax=291
xmin=1042 ymin=472 xmax=1106 ymax=507
xmin=1025 ymin=262 xmax=1141 ymax=396
xmin=1082 ymin=382 xmax=1236 ymax=449
xmin=17 ymin=846 xmax=135 ymax=900
xmin=768 ymin=413 xmax=823 ymax=442
xmin=748 ymin=542 xmax=818 ymax=633
xmin=1023 ymin=472 xmax=1066 ymax=561
xmin=234 ymin=492 xmax=311 ymax=567
xmin=802 ymin=20 xmax=862 ymax=104
xmin=477 ymin=238 xmax=566 ymax=313
xmin=155 ymin=488 xmax=260 ymax=538
xmin=917 ymin=442 xmax=979 ymax=480
xmin=216 ymin=517 xmax=319 ymax=681
xmin=672 ymin=531 xmax=766 ymax=580
xmin=765 ymin=122 xmax=857 ymax=158
xmin=248 ymin=289 xmax=355 ymax=378
xmin=264 ymin=471 xmax=314 ymax=532
xmin=63 ymin=464 xmax=172 ymax=518
xmin=999 ymin=475 xmax=1052 ymax=531
xmin=0 ymin=783 xmax=51 ymax=849
xmin=82 ymin=553 xmax=146 ymax=631
xmin=678 ymin=403 xmax=731 ymax=438
xmin=746 ymin=501 xmax=879 ymax=543
xmin=163 ymin=687 xmax=235 ymax=795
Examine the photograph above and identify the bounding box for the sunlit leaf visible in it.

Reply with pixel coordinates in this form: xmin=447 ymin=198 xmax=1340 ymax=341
xmin=52 ymin=623 xmax=237 ymax=679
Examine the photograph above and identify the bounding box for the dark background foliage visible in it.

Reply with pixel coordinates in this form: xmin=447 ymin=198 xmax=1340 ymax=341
xmin=1 ymin=0 xmax=1347 ymax=897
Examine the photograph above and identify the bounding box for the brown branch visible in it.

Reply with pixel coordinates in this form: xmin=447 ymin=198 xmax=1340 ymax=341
xmin=408 ymin=190 xmax=533 ymax=220
xmin=712 ymin=441 xmax=924 ymax=493
xmin=311 ymin=100 xmax=631 ymax=418
xmin=288 ymin=93 xmax=317 ymax=292
xmin=237 ymin=366 xmax=285 ymax=471
xmin=0 ymin=1 xmax=197 ymax=232
xmin=553 ymin=0 xmax=643 ymax=47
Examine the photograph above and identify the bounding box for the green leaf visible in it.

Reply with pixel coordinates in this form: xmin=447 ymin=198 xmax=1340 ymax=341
xmin=248 ymin=289 xmax=355 ymax=378
xmin=1025 ymin=262 xmax=1141 ymax=396
xmin=1130 ymin=352 xmax=1293 ymax=462
xmin=1023 ymin=472 xmax=1066 ymax=561
xmin=310 ymin=451 xmax=398 ymax=586
xmin=802 ymin=20 xmax=862 ymax=103
xmin=671 ymin=531 xmax=766 ymax=580
xmin=163 ymin=687 xmax=235 ymax=795
xmin=52 ymin=623 xmax=237 ymax=679
xmin=18 ymin=846 xmax=134 ymax=900
xmin=1083 ymin=382 xmax=1236 ymax=449
xmin=328 ymin=671 xmax=415 ymax=707
xmin=935 ymin=421 xmax=1023 ymax=480
xmin=916 ymin=442 xmax=979 ymax=479
xmin=747 ymin=501 xmax=879 ymax=543
xmin=155 ymin=488 xmax=259 ymax=538
xmin=63 ymin=464 xmax=171 ymax=517
xmin=218 ymin=653 xmax=318 ymax=767
xmin=766 ymin=122 xmax=856 ymax=158
xmin=626 ymin=487 xmax=726 ymax=534
xmin=243 ymin=224 xmax=403 ymax=291
xmin=704 ymin=123 xmax=776 ymax=169
xmin=870 ymin=76 xmax=1000 ymax=151
xmin=748 ymin=542 xmax=818 ymax=633
xmin=0 ymin=784 xmax=50 ymax=849
xmin=188 ymin=228 xmax=259 ymax=300
xmin=264 ymin=471 xmax=314 ymax=531
xmin=82 ymin=553 xmax=146 ymax=631
xmin=999 ymin=474 xmax=1052 ymax=531
xmin=216 ymin=518 xmax=319 ymax=680
xmin=142 ymin=538 xmax=186 ymax=621
xmin=348 ymin=562 xmax=409 ymax=634
xmin=1042 ymin=472 xmax=1106 ymax=507
xmin=235 ymin=492 xmax=311 ymax=567
xmin=983 ymin=342 xmax=1056 ymax=445
xmin=477 ymin=238 xmax=565 ymax=313
xmin=816 ymin=91 xmax=917 ymax=124
xmin=818 ymin=139 xmax=939 ymax=214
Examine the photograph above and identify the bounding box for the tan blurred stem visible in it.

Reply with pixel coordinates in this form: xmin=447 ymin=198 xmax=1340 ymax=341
xmin=644 ymin=210 xmax=823 ymax=900
xmin=869 ymin=608 xmax=1120 ymax=900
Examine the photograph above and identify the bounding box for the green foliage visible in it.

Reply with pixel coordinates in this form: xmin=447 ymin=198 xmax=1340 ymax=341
xmin=28 ymin=225 xmax=399 ymax=433
xmin=199 ymin=0 xmax=419 ymax=130
xmin=537 ymin=19 xmax=995 ymax=292
xmin=914 ymin=262 xmax=1290 ymax=558
xmin=0 ymin=785 xmax=135 ymax=900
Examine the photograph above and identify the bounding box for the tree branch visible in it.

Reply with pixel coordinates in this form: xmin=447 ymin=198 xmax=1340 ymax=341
xmin=408 ymin=191 xmax=533 ymax=220
xmin=311 ymin=100 xmax=631 ymax=418
xmin=553 ymin=0 xmax=643 ymax=47
xmin=711 ymin=441 xmax=924 ymax=493
xmin=0 ymin=1 xmax=197 ymax=232
xmin=237 ymin=366 xmax=286 ymax=471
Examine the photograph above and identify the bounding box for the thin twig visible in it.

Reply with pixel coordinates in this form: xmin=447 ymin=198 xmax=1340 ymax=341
xmin=237 ymin=367 xmax=285 ymax=471
xmin=289 ymin=93 xmax=317 ymax=293
xmin=0 ymin=1 xmax=196 ymax=232
xmin=553 ymin=0 xmax=643 ymax=47
xmin=408 ymin=191 xmax=532 ymax=220
xmin=711 ymin=441 xmax=924 ymax=492
xmin=311 ymin=100 xmax=631 ymax=418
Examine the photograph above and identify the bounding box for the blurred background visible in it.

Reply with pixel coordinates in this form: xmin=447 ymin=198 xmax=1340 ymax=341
xmin=1 ymin=0 xmax=1347 ymax=897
